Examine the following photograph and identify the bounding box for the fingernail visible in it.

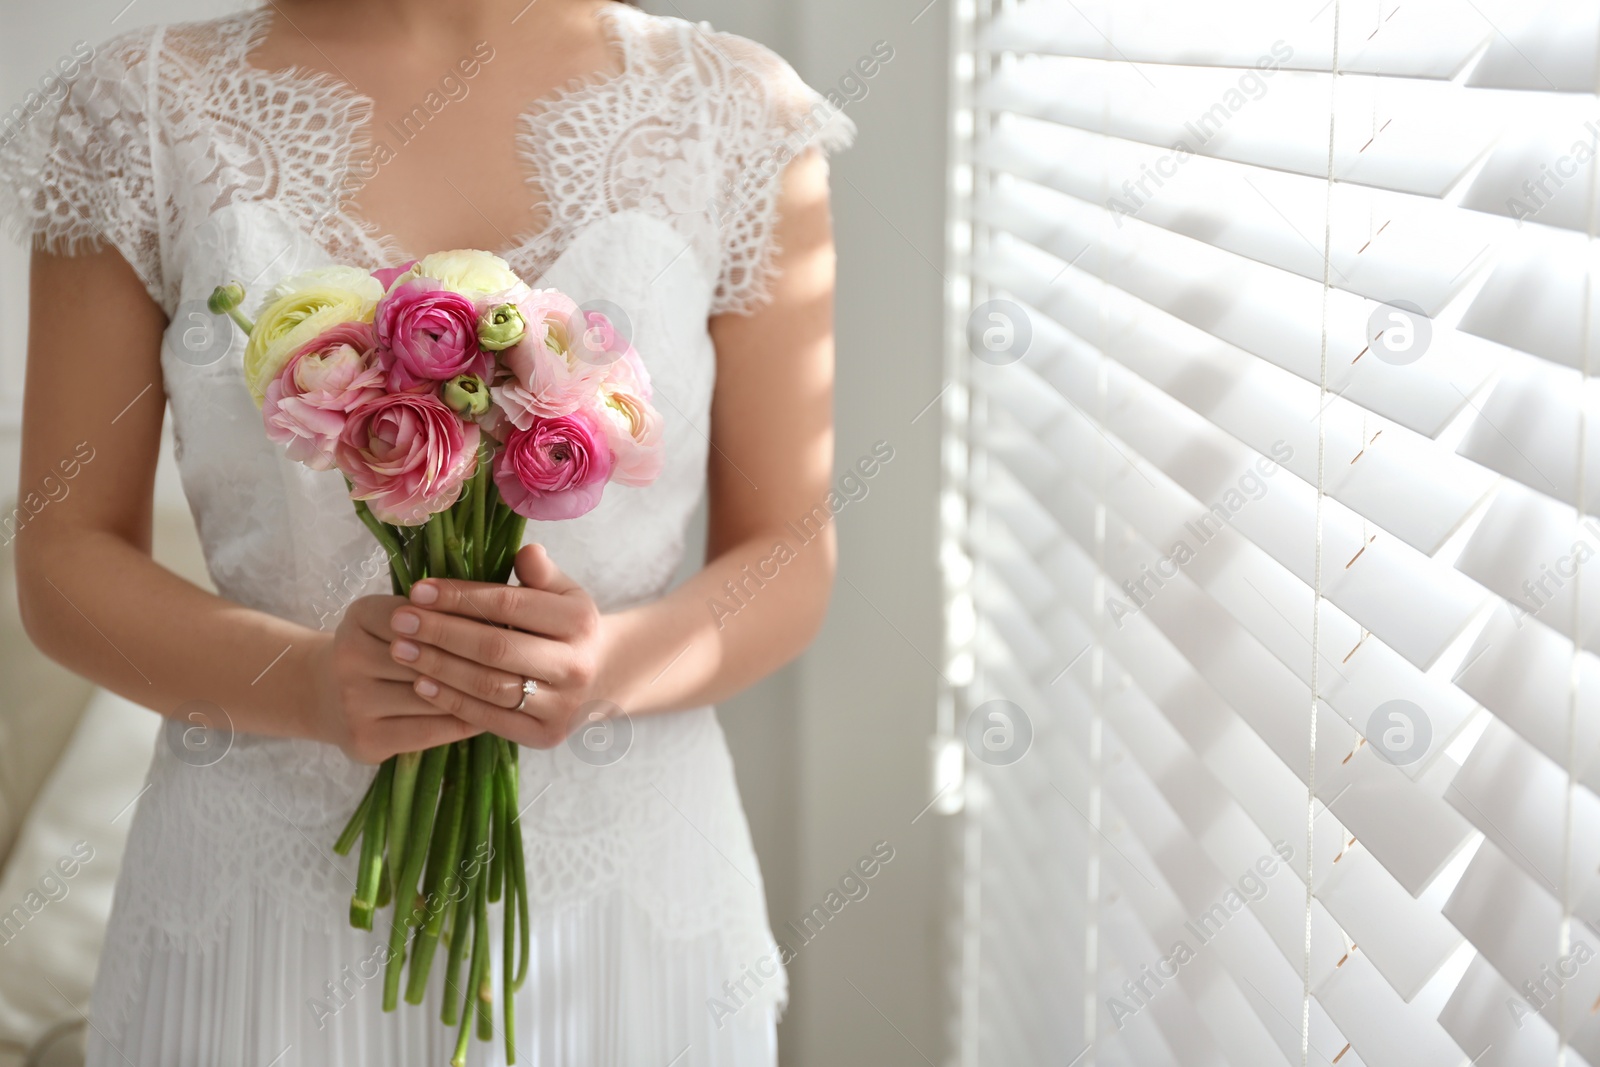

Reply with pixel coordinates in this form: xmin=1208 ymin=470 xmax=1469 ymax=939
xmin=393 ymin=639 xmax=419 ymax=662
xmin=417 ymin=677 xmax=439 ymax=697
xmin=411 ymin=582 xmax=439 ymax=605
xmin=393 ymin=611 xmax=420 ymax=635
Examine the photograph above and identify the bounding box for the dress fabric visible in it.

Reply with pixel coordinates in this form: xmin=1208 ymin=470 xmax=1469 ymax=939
xmin=0 ymin=5 xmax=852 ymax=1065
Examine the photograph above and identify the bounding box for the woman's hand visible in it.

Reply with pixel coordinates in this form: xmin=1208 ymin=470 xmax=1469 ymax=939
xmin=305 ymin=594 xmax=486 ymax=764
xmin=387 ymin=544 xmax=613 ymax=749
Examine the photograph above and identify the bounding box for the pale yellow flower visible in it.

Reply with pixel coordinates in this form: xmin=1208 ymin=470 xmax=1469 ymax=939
xmin=396 ymin=250 xmax=523 ymax=297
xmin=243 ymin=286 xmax=375 ymax=406
xmin=265 ymin=266 xmax=383 ymax=305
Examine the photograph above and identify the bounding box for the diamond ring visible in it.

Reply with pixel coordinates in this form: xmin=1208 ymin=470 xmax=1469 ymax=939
xmin=518 ymin=677 xmax=539 ymax=711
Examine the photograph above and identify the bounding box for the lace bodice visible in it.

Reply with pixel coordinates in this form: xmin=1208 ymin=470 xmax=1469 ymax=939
xmin=0 ymin=2 xmax=853 ymax=1035
xmin=1 ymin=3 xmax=852 ymax=314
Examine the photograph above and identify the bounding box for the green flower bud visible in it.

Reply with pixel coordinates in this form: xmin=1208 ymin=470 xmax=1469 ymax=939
xmin=442 ymin=374 xmax=491 ymax=418
xmin=478 ymin=303 xmax=525 ymax=351
xmin=208 ymin=282 xmax=244 ymax=315
xmin=207 ymin=282 xmax=255 ymax=335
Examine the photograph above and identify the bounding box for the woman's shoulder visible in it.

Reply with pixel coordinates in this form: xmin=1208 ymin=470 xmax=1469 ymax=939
xmin=158 ymin=9 xmax=266 ymax=63
xmin=612 ymin=5 xmax=819 ymax=109
xmin=604 ymin=5 xmax=853 ymax=315
xmin=41 ymin=20 xmax=161 ymax=97
xmin=82 ymin=9 xmax=262 ymax=88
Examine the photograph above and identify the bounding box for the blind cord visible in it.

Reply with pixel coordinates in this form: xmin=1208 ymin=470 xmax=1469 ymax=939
xmin=1557 ymin=26 xmax=1600 ymax=1064
xmin=1306 ymin=3 xmax=1342 ymax=1064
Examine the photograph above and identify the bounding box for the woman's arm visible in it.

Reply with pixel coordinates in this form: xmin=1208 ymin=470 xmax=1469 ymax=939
xmin=611 ymin=146 xmax=840 ymax=707
xmin=387 ymin=149 xmax=839 ymax=745
xmin=15 ymin=246 xmax=480 ymax=763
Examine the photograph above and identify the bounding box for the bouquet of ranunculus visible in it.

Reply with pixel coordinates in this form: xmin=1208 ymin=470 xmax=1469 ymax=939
xmin=209 ymin=250 xmax=662 ymax=1065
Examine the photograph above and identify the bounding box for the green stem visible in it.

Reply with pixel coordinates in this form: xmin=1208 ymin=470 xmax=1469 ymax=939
xmin=408 ymin=748 xmax=451 ymax=884
xmin=502 ymin=743 xmax=529 ymax=991
xmin=384 ymin=744 xmax=448 ymax=1011
xmin=442 ymin=508 xmax=471 ymax=580
xmin=333 ymin=775 xmax=378 ymax=857
xmin=497 ymin=744 xmax=522 ymax=1060
xmin=404 ymin=524 xmax=426 ymax=581
xmin=409 ymin=744 xmax=468 ymax=1005
xmin=440 ymin=878 xmax=471 ymax=1028
xmin=442 ymin=502 xmax=458 ymax=547
xmin=503 ymin=861 xmax=517 ymax=1062
xmin=350 ymin=759 xmax=394 ymax=930
xmin=441 ymin=736 xmax=497 ymax=1026
xmin=488 ymin=767 xmax=505 ymax=905
xmin=375 ymin=856 xmax=392 ymax=909
xmin=451 ymin=877 xmax=489 ymax=1067
xmin=426 ymin=513 xmax=447 ymax=581
xmin=476 ymin=872 xmax=494 ymax=1041
xmin=481 ymin=506 xmax=509 ymax=577
xmin=470 ymin=448 xmax=491 ymax=577
xmin=490 ymin=510 xmax=527 ymax=584
xmin=488 ymin=501 xmax=517 ymax=546
xmin=354 ymin=500 xmax=414 ymax=595
xmin=385 ymin=751 xmax=424 ymax=907
xmin=225 ymin=307 xmax=255 ymax=336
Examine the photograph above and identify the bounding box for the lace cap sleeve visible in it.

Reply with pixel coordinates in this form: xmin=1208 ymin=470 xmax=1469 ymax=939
xmin=0 ymin=27 xmax=166 ymax=308
xmin=700 ymin=29 xmax=856 ymax=317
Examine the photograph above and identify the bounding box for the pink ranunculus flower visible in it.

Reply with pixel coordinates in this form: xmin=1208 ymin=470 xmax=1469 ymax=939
xmin=371 ymin=260 xmax=418 ymax=291
xmin=336 ymin=392 xmax=480 ymax=526
xmin=477 ymin=401 xmax=512 ymax=444
xmin=493 ymin=408 xmax=615 ymax=521
xmin=375 ymin=278 xmax=490 ymax=391
xmin=491 ymin=290 xmax=609 ymax=428
xmin=595 ymin=345 xmax=664 ymax=487
xmin=262 ymin=322 xmax=385 ymax=471
xmin=570 ymin=310 xmax=632 ymax=368
xmin=608 ymin=337 xmax=654 ymax=399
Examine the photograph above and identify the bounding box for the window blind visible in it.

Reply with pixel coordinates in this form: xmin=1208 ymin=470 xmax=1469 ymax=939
xmin=941 ymin=1 xmax=1600 ymax=1064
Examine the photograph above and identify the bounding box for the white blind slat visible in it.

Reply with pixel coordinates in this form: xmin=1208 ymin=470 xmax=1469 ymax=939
xmin=1454 ymin=481 xmax=1600 ymax=653
xmin=985 ymin=117 xmax=1503 ymax=313
xmin=1466 ymin=0 xmax=1600 ymax=92
xmin=1438 ymin=954 xmax=1571 ymax=1067
xmin=952 ymin=0 xmax=1600 ymax=1061
xmin=983 ymin=60 xmax=1522 ymax=195
xmin=1316 ymin=845 xmax=1463 ymax=1002
xmin=1454 ymin=609 xmax=1600 ymax=791
xmin=1456 ymin=368 xmax=1600 ymax=512
xmin=1441 ymin=842 xmax=1600 ymax=1052
xmin=1458 ymin=224 xmax=1600 ymax=373
xmin=986 ymin=0 xmax=1496 ymax=78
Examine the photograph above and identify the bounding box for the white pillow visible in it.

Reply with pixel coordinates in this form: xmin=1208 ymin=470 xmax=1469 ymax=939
xmin=1 ymin=491 xmax=208 ymax=869
xmin=0 ymin=690 xmax=159 ymax=1053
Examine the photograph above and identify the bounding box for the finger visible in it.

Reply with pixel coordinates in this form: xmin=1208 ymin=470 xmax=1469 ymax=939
xmin=391 ymin=635 xmax=527 ymax=709
xmin=348 ymin=594 xmax=410 ymax=641
xmin=391 ymin=606 xmax=577 ymax=681
xmin=513 ymin=544 xmax=582 ymax=596
xmin=407 ymin=576 xmax=588 ymax=638
xmin=411 ymin=676 xmax=564 ymax=749
xmin=369 ymin=678 xmax=456 ymax=716
xmin=357 ymin=630 xmax=421 ymax=683
xmin=375 ymin=711 xmax=485 ymax=754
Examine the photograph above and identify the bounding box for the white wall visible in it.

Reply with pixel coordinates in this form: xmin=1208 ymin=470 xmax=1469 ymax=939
xmin=650 ymin=1 xmax=952 ymax=1063
xmin=0 ymin=1 xmax=952 ymax=1062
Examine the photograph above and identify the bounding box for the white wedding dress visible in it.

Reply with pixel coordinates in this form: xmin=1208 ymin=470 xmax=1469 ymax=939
xmin=0 ymin=5 xmax=852 ymax=1065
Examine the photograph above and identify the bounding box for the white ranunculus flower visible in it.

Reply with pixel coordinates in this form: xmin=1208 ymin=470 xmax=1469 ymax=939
xmin=402 ymin=249 xmax=523 ymax=296
xmin=265 ymin=265 xmax=383 ymax=305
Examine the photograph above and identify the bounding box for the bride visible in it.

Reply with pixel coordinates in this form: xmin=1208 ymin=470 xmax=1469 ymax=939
xmin=2 ymin=0 xmax=851 ymax=1063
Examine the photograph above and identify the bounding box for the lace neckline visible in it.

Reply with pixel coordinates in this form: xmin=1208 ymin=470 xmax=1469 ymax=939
xmin=229 ymin=2 xmax=637 ymax=274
